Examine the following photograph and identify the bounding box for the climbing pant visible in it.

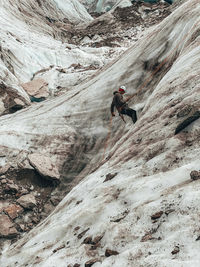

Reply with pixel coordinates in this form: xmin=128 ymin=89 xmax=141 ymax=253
xmin=121 ymin=107 xmax=137 ymax=123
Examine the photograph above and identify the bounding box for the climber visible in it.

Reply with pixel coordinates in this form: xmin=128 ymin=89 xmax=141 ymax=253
xmin=111 ymin=86 xmax=137 ymax=123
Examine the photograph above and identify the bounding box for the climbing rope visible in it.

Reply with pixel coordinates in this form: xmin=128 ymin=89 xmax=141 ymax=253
xmin=101 ymin=116 xmax=113 ymax=162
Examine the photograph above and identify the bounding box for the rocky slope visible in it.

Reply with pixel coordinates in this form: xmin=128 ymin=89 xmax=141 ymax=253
xmin=0 ymin=0 xmax=200 ymax=266
xmin=79 ymin=0 xmax=174 ymax=13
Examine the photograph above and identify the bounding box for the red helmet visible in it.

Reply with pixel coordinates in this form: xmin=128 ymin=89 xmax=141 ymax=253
xmin=119 ymin=85 xmax=126 ymax=93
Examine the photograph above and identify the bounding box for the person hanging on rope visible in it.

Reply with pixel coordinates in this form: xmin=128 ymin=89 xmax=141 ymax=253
xmin=110 ymin=86 xmax=137 ymax=124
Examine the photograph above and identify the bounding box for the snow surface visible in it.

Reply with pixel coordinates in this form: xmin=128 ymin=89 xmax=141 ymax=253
xmin=0 ymin=0 xmax=103 ymax=89
xmin=0 ymin=0 xmax=200 ymax=266
xmin=52 ymin=0 xmax=93 ymax=23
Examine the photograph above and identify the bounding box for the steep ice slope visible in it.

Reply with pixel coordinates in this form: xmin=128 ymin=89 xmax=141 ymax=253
xmin=0 ymin=0 xmax=111 ymax=114
xmin=52 ymin=0 xmax=93 ymax=22
xmin=0 ymin=0 xmax=94 ymax=82
xmin=2 ymin=0 xmax=92 ymax=27
xmin=79 ymin=0 xmax=132 ymax=13
xmin=0 ymin=0 xmax=200 ymax=266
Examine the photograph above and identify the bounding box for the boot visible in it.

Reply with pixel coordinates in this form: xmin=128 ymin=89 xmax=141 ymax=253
xmin=131 ymin=110 xmax=137 ymax=123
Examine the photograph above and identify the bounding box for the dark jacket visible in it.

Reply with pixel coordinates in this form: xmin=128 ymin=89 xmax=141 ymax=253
xmin=111 ymin=91 xmax=128 ymax=113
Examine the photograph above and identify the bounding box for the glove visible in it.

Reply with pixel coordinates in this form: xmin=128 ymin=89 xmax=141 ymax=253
xmin=111 ymin=112 xmax=115 ymax=117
